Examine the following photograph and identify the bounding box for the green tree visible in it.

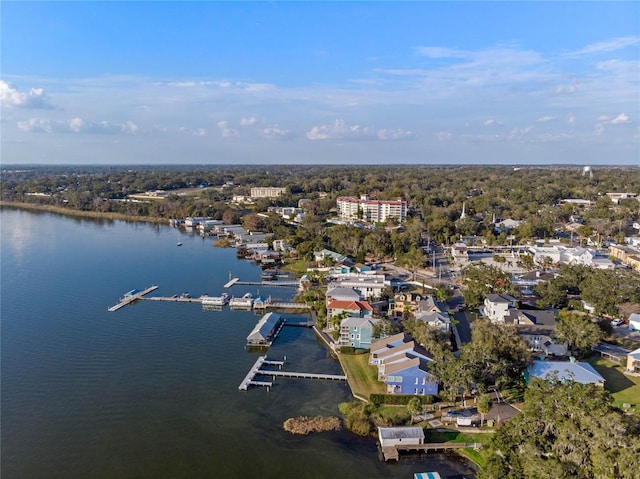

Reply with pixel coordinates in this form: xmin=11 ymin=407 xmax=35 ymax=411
xmin=407 ymin=396 xmax=422 ymax=425
xmin=552 ymin=310 xmax=603 ymax=357
xmin=477 ymin=393 xmax=492 ymax=427
xmin=480 ymin=378 xmax=640 ymax=479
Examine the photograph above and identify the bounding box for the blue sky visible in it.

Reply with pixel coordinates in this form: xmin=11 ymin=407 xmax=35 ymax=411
xmin=1 ymin=1 xmax=638 ymax=165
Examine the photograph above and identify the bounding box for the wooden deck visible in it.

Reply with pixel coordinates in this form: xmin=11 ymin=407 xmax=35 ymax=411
xmin=239 ymin=355 xmax=346 ymax=391
xmin=381 ymin=442 xmax=482 ymax=461
xmin=108 ymin=285 xmax=159 ymax=312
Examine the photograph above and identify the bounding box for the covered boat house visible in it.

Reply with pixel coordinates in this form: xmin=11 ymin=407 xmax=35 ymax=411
xmin=246 ymin=312 xmax=284 ymax=348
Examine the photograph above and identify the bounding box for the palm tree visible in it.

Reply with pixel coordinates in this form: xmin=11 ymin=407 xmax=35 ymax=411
xmin=407 ymin=397 xmax=422 ymax=425
xmin=477 ymin=393 xmax=492 ymax=427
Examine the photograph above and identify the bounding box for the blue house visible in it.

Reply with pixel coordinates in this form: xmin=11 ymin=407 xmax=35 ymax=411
xmin=340 ymin=316 xmax=380 ymax=349
xmin=384 ymin=358 xmax=438 ymax=396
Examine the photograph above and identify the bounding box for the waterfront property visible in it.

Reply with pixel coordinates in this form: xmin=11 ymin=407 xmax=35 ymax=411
xmin=246 ymin=312 xmax=284 ymax=347
xmin=339 ymin=316 xmax=380 ymax=349
xmin=336 ymin=195 xmax=407 ymax=223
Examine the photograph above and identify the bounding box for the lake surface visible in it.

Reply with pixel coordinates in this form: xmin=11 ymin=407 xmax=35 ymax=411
xmin=0 ymin=208 xmax=476 ymax=478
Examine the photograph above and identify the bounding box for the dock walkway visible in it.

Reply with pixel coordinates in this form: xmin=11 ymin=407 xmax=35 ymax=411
xmin=108 ymin=285 xmax=158 ymax=312
xmin=239 ymin=355 xmax=346 ymax=391
xmin=382 ymin=442 xmax=481 ymax=461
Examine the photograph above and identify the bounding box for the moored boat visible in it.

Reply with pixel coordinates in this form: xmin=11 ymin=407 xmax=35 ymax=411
xmin=202 ymin=292 xmax=230 ymax=306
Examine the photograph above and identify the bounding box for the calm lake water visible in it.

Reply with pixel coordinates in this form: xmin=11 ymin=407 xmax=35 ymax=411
xmin=0 ymin=208 xmax=476 ymax=479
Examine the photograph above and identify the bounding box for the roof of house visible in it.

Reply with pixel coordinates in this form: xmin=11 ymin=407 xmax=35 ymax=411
xmin=246 ymin=312 xmax=282 ymax=343
xmin=628 ymin=347 xmax=640 ymax=360
xmin=505 ymin=309 xmax=556 ymax=326
xmin=485 ymin=293 xmax=517 ymax=304
xmin=527 ymin=360 xmax=605 ymax=384
xmin=384 ymin=357 xmax=431 ymax=376
xmin=341 ymin=316 xmax=379 ymax=329
xmin=327 ymin=300 xmax=373 ymax=311
xmin=417 ymin=296 xmax=446 ymax=312
xmin=326 ymin=287 xmax=361 ymax=301
xmin=370 ymin=332 xmax=411 ymax=354
xmin=378 ymin=426 xmax=425 ymax=441
xmin=415 ymin=311 xmax=451 ymax=325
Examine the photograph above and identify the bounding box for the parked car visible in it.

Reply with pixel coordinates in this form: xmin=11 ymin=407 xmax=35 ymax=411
xmin=611 ymin=318 xmax=624 ymax=326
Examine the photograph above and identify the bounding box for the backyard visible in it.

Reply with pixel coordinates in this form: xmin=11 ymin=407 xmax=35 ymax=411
xmin=338 ymin=352 xmax=386 ymax=399
xmin=588 ymin=356 xmax=640 ymax=413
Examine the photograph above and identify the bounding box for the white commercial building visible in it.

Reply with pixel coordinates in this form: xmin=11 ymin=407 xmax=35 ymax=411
xmin=336 ymin=195 xmax=407 ymax=223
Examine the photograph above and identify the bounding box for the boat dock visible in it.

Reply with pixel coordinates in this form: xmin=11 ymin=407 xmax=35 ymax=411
xmin=235 ymin=280 xmax=299 ymax=288
xmin=223 ymin=277 xmax=239 ymax=288
xmin=108 ymin=285 xmax=159 ymax=312
xmin=381 ymin=442 xmax=481 ymax=462
xmin=238 ymin=355 xmax=346 ymax=391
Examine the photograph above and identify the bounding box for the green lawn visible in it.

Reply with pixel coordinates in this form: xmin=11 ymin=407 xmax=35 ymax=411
xmin=338 ymin=353 xmax=385 ymax=399
xmin=588 ymin=356 xmax=640 ymax=411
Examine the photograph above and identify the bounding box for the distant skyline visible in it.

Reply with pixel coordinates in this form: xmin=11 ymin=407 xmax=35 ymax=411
xmin=1 ymin=1 xmax=638 ymax=165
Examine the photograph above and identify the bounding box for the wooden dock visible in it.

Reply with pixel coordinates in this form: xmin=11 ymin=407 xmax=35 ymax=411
xmin=235 ymin=280 xmax=299 ymax=288
xmin=239 ymin=355 xmax=346 ymax=391
xmin=223 ymin=277 xmax=239 ymax=288
xmin=108 ymin=285 xmax=159 ymax=312
xmin=381 ymin=442 xmax=481 ymax=461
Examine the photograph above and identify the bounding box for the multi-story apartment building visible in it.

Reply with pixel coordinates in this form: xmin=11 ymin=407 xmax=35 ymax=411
xmin=336 ymin=195 xmax=407 ymax=223
xmin=250 ymin=187 xmax=287 ymax=198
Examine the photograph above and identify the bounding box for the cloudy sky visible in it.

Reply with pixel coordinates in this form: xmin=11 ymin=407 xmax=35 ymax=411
xmin=1 ymin=1 xmax=638 ymax=165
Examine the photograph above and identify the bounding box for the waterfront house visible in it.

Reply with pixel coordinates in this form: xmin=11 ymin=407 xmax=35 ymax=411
xmin=326 ymin=286 xmax=362 ymax=304
xmin=327 ymin=273 xmax=388 ymax=301
xmin=378 ymin=426 xmax=424 ymax=448
xmin=314 ymin=249 xmax=348 ymax=265
xmin=526 ymin=359 xmax=605 ymax=386
xmin=629 ymin=313 xmax=640 ymax=332
xmin=339 ymin=316 xmax=380 ymax=349
xmin=384 ymin=358 xmax=438 ymax=396
xmin=326 ymin=299 xmax=373 ymax=323
xmin=369 ymin=332 xmax=413 ymax=365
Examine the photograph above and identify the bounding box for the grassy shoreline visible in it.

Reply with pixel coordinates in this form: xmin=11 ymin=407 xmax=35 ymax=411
xmin=0 ymin=201 xmax=169 ymax=224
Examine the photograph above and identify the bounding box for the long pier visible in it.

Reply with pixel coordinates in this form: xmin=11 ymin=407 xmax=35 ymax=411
xmin=108 ymin=285 xmax=159 ymax=312
xmin=239 ymin=355 xmax=346 ymax=391
xmin=382 ymin=442 xmax=482 ymax=462
xmin=235 ymin=280 xmax=299 ymax=288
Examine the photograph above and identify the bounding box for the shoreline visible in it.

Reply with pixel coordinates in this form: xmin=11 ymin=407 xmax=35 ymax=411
xmin=0 ymin=201 xmax=168 ymax=225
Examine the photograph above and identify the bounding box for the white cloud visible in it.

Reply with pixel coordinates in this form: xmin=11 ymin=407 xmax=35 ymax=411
xmin=598 ymin=113 xmax=632 ymax=125
xmin=240 ymin=117 xmax=257 ymax=126
xmin=437 ymin=131 xmax=453 ymax=141
xmin=483 ymin=119 xmax=504 ymax=127
xmin=536 ymin=116 xmax=556 ymax=123
xmin=192 ymin=128 xmax=207 ymax=137
xmin=568 ymin=113 xmax=576 ymax=125
xmin=306 ymin=119 xmax=411 ymax=141
xmin=568 ymin=36 xmax=639 ymax=56
xmin=377 ymin=128 xmax=413 ymax=140
xmin=217 ymin=120 xmax=238 ymax=137
xmin=17 ymin=117 xmax=139 ymax=134
xmin=611 ymin=113 xmax=631 ymax=125
xmin=262 ymin=126 xmax=291 ymax=139
xmin=1 ymin=80 xmax=55 ymax=109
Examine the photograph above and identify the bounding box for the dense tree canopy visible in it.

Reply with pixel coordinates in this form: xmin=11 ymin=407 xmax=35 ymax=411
xmin=480 ymin=378 xmax=640 ymax=479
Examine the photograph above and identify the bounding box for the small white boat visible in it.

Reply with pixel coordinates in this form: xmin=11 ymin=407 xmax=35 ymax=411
xmin=177 ymin=242 xmax=183 ymax=246
xmin=229 ymin=293 xmax=254 ymax=309
xmin=202 ymin=293 xmax=230 ymax=306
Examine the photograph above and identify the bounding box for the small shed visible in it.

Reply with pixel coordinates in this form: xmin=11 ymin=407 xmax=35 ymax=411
xmin=378 ymin=426 xmax=425 ymax=448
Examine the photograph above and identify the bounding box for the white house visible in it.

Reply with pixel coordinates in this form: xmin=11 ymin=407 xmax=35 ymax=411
xmin=483 ymin=294 xmax=518 ymax=323
xmin=527 ymin=360 xmax=605 ymax=386
xmin=626 ymin=347 xmax=640 ymax=374
xmin=629 ymin=313 xmax=640 ymax=332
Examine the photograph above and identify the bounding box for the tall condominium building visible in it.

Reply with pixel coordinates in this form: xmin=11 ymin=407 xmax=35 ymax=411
xmin=336 ymin=195 xmax=407 ymax=223
xmin=250 ymin=187 xmax=287 ymax=198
